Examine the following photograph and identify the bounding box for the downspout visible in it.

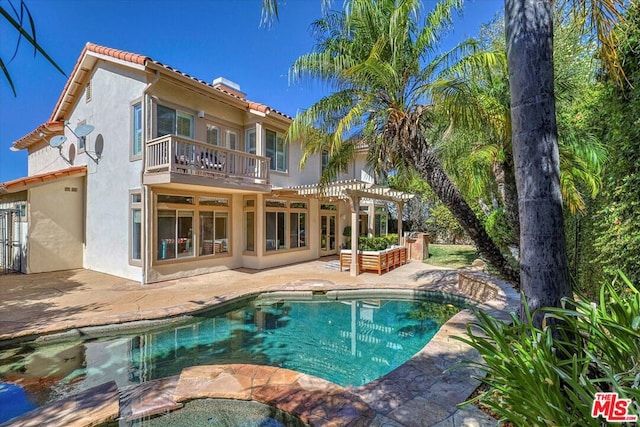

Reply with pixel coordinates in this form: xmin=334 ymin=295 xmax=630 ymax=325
xmin=141 ymin=69 xmax=160 ymax=285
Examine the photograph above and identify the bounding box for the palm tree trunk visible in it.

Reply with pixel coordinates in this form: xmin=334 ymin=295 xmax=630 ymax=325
xmin=505 ymin=0 xmax=572 ymax=323
xmin=502 ymin=154 xmax=520 ymax=242
xmin=492 ymin=156 xmax=520 ymax=246
xmin=415 ymin=148 xmax=520 ymax=285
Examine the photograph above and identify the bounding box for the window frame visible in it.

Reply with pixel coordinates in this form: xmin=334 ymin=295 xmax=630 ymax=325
xmin=131 ymin=101 xmax=143 ymax=160
xmin=154 ymin=191 xmax=232 ymax=263
xmin=265 ymin=129 xmax=288 ymax=173
xmin=76 ymin=120 xmax=86 ymax=153
xmin=225 ymin=130 xmax=238 ymax=150
xmin=245 ymin=128 xmax=256 ymax=154
xmin=156 ymin=104 xmax=194 ymax=139
xmin=264 ymin=198 xmax=308 ymax=253
xmin=206 ymin=124 xmax=220 ymax=146
xmin=129 ymin=190 xmax=142 ymax=266
xmin=243 ymin=197 xmax=256 ymax=254
xmin=321 ymin=150 xmax=329 ymax=172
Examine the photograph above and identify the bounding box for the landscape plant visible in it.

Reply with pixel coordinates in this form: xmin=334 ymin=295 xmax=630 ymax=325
xmin=456 ymin=273 xmax=640 ymax=426
xmin=288 ymin=0 xmax=520 ymax=284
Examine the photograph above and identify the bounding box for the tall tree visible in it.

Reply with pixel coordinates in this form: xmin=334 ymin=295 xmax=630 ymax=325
xmin=505 ymin=0 xmax=622 ymax=321
xmin=438 ymin=14 xmax=606 ymax=251
xmin=289 ymin=0 xmax=520 ymax=284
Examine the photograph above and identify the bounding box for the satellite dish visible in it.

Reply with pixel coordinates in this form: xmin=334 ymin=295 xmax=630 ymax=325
xmin=50 ymin=135 xmax=67 ymax=148
xmin=74 ymin=124 xmax=95 ymax=138
xmin=68 ymin=144 xmax=76 ymax=164
xmin=94 ymin=134 xmax=104 ymax=157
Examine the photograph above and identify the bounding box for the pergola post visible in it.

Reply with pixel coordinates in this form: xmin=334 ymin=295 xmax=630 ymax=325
xmin=397 ymin=201 xmax=404 ymax=245
xmin=347 ymin=192 xmax=360 ymax=276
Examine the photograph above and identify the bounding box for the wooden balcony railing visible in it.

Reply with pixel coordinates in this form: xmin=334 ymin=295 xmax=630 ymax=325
xmin=145 ymin=135 xmax=270 ymax=184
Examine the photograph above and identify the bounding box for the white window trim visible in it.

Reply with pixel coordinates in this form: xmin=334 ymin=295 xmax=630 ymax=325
xmin=129 ymin=190 xmax=142 ymax=266
xmin=131 ymin=100 xmax=143 ymax=160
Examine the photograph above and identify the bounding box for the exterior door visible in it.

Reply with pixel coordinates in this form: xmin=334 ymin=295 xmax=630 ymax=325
xmin=320 ymin=214 xmax=337 ymax=256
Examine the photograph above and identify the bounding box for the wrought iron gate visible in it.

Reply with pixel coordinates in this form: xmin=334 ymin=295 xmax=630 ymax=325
xmin=0 ymin=209 xmax=24 ymax=274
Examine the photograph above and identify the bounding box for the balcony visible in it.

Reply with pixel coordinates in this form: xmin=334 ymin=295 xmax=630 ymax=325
xmin=144 ymin=135 xmax=271 ymax=191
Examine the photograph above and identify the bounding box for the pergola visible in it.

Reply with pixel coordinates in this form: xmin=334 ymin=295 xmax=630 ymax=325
xmin=284 ymin=179 xmax=414 ymax=276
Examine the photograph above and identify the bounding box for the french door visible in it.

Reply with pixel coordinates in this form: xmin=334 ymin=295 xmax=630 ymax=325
xmin=320 ymin=214 xmax=337 ymax=256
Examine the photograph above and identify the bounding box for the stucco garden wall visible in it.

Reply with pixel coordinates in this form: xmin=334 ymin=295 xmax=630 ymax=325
xmin=27 ymin=177 xmax=84 ymax=273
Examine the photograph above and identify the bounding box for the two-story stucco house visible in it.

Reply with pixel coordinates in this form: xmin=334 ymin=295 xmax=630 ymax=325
xmin=1 ymin=43 xmax=411 ymax=283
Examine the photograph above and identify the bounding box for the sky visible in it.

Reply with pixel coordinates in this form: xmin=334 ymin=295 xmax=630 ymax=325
xmin=0 ymin=0 xmax=503 ymax=183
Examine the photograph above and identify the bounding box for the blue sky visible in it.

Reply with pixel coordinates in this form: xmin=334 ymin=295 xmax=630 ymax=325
xmin=0 ymin=0 xmax=502 ymax=182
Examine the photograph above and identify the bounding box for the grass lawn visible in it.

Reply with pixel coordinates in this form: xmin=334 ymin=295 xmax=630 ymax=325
xmin=424 ymin=244 xmax=478 ymax=268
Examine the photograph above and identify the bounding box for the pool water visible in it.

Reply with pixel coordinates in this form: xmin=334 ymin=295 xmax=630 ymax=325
xmin=0 ymin=295 xmax=459 ymax=423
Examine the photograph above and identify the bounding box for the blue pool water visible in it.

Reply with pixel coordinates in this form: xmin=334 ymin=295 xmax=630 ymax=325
xmin=0 ymin=294 xmax=460 ymax=423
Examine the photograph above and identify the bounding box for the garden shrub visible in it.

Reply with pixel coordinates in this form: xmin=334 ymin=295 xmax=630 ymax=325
xmin=358 ymin=236 xmax=388 ymax=251
xmin=456 ymin=273 xmax=640 ymax=426
xmin=384 ymin=233 xmax=399 ymax=246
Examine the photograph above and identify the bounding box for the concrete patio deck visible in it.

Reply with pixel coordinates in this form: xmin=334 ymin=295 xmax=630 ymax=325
xmin=0 ymin=257 xmax=519 ymax=426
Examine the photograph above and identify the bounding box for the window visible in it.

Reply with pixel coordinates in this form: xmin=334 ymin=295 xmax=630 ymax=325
xmin=290 ymin=212 xmax=306 ymax=248
xmin=199 ymin=211 xmax=228 ymax=255
xmin=244 ymin=197 xmax=256 ymax=253
xmin=132 ymin=103 xmax=142 ymax=157
xmin=266 ymin=212 xmax=286 ymax=251
xmin=265 ymin=199 xmax=308 ymax=252
xmin=157 ymin=210 xmax=194 ymax=260
xmin=244 ymin=211 xmax=255 ymax=252
xmin=156 ymin=193 xmax=231 ymax=261
xmin=157 ymin=105 xmax=194 ymax=138
xmin=130 ymin=192 xmax=142 ymax=264
xmin=225 ymin=130 xmax=237 ymax=150
xmin=245 ymin=129 xmax=256 ymax=154
xmin=206 ymin=125 xmax=220 ymax=145
xmin=265 ymin=130 xmax=287 ymax=172
xmin=321 ymin=150 xmax=329 ymax=172
xmin=77 ymin=120 xmax=86 ymax=152
xmin=374 ymin=206 xmax=388 ymax=236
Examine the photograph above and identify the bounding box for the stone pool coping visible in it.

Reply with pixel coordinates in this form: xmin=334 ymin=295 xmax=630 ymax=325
xmin=0 ymin=264 xmax=519 ymax=426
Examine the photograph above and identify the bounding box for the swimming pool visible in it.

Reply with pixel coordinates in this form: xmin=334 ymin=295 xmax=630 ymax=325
xmin=0 ymin=292 xmax=461 ymax=423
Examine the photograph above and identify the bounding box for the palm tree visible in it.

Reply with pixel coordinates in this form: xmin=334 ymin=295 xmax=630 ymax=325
xmin=505 ymin=0 xmax=623 ymax=321
xmin=437 ymin=15 xmax=606 ymax=251
xmin=289 ymin=0 xmax=520 ymax=284
xmin=0 ymin=0 xmax=64 ymax=95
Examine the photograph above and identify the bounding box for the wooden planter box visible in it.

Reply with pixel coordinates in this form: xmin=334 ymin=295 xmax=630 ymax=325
xmin=339 ymin=246 xmax=408 ymax=275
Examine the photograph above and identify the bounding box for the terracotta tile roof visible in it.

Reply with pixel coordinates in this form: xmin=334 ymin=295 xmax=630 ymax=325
xmin=82 ymin=42 xmax=294 ymax=120
xmin=11 ymin=121 xmax=65 ymax=151
xmin=0 ymin=166 xmax=87 ymax=194
xmin=14 ymin=42 xmax=293 ymax=152
xmin=86 ymin=43 xmax=147 ymax=65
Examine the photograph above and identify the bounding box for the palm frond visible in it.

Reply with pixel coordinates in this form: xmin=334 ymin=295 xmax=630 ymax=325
xmin=0 ymin=2 xmax=66 ymax=95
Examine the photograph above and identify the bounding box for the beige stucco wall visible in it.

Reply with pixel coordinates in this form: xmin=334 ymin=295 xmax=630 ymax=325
xmin=27 ymin=176 xmax=84 ymax=273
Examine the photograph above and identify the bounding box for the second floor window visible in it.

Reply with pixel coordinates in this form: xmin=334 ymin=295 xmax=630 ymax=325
xmin=206 ymin=125 xmax=220 ymax=145
xmin=245 ymin=129 xmax=256 ymax=154
xmin=321 ymin=150 xmax=329 ymax=172
xmin=225 ymin=130 xmax=237 ymax=150
xmin=266 ymin=130 xmax=287 ymax=172
xmin=132 ymin=103 xmax=142 ymax=156
xmin=157 ymin=105 xmax=194 ymax=139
